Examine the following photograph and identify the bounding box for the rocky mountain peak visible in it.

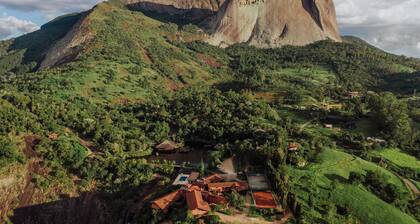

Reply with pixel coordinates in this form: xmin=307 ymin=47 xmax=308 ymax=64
xmin=126 ymin=0 xmax=342 ymax=47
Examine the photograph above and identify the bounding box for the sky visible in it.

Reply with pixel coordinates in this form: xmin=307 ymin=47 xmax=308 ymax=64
xmin=0 ymin=0 xmax=419 ymax=58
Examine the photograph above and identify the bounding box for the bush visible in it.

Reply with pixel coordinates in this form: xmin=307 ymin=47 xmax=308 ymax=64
xmin=364 ymin=170 xmax=407 ymax=204
xmin=227 ymin=191 xmax=246 ymax=210
xmin=0 ymin=136 xmax=24 ymax=168
xmin=36 ymin=137 xmax=88 ymax=170
xmin=204 ymin=213 xmax=222 ymax=224
xmin=349 ymin=171 xmax=365 ymax=184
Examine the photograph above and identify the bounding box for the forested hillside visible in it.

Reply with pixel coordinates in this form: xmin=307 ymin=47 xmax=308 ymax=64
xmin=0 ymin=1 xmax=419 ymax=224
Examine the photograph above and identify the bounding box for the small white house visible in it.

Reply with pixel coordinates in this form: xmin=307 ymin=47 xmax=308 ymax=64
xmin=324 ymin=124 xmax=333 ymax=129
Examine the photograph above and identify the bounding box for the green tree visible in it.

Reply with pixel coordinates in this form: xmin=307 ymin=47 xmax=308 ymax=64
xmin=368 ymin=92 xmax=414 ymax=147
xmin=0 ymin=136 xmax=24 ymax=168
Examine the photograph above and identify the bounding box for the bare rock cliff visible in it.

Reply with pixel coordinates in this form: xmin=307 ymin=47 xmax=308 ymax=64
xmin=40 ymin=12 xmax=94 ymax=69
xmin=126 ymin=0 xmax=341 ymax=47
xmin=207 ymin=0 xmax=341 ymax=47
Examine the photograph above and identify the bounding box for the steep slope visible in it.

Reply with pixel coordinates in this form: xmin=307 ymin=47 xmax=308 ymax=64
xmin=0 ymin=13 xmax=81 ymax=74
xmin=206 ymin=0 xmax=342 ymax=47
xmin=27 ymin=1 xmax=229 ymax=102
xmin=39 ymin=12 xmax=93 ymax=69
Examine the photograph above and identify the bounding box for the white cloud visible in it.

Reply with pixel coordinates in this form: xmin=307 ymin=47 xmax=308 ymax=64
xmin=335 ymin=0 xmax=420 ymax=58
xmin=0 ymin=16 xmax=39 ymax=39
xmin=0 ymin=0 xmax=103 ymax=19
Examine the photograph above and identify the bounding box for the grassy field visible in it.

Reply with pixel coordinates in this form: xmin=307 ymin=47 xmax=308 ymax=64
xmin=330 ymin=184 xmax=418 ymax=224
xmin=289 ymin=149 xmax=417 ymax=224
xmin=372 ymin=148 xmax=420 ymax=172
xmin=308 ymin=149 xmax=407 ymax=188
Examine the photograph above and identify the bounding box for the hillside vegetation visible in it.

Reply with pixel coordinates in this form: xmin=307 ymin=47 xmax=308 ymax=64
xmin=0 ymin=1 xmax=419 ymax=224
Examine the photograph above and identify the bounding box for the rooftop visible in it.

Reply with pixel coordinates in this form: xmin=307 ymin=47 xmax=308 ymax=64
xmin=151 ymin=190 xmax=183 ymax=211
xmin=188 ymin=172 xmax=200 ymax=182
xmin=186 ymin=187 xmax=211 ymax=217
xmin=207 ymin=182 xmax=248 ymax=192
xmin=202 ymin=174 xmax=224 ymax=184
xmin=155 ymin=140 xmax=179 ymax=152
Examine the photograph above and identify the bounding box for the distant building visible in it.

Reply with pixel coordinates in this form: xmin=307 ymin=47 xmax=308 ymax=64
xmin=347 ymin=91 xmax=362 ymax=99
xmin=154 ymin=140 xmax=180 ymax=153
xmin=321 ymin=103 xmax=343 ymax=111
xmin=324 ymin=124 xmax=333 ymax=129
xmin=288 ymin=143 xmax=299 ymax=151
xmin=366 ymin=137 xmax=386 ymax=144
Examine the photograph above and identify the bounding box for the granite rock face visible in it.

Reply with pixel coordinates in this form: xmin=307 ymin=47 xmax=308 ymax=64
xmin=125 ymin=0 xmax=342 ymax=47
xmin=206 ymin=0 xmax=341 ymax=47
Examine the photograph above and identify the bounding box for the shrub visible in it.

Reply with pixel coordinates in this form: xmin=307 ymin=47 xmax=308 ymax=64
xmin=0 ymin=136 xmax=24 ymax=168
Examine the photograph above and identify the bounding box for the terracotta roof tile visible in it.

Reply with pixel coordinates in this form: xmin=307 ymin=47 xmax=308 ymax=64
xmin=151 ymin=190 xmax=183 ymax=211
xmin=186 ymin=188 xmax=210 ymax=216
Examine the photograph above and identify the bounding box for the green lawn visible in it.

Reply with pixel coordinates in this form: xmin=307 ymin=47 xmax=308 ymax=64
xmin=307 ymin=149 xmax=407 ymax=188
xmin=372 ymin=148 xmax=420 ymax=172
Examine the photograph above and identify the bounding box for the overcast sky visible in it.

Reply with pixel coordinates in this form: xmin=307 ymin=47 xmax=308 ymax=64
xmin=0 ymin=0 xmax=419 ymax=58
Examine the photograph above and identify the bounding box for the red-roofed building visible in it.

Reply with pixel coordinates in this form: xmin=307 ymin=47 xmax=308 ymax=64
xmin=186 ymin=186 xmax=211 ymax=217
xmin=202 ymin=174 xmax=224 ymax=184
xmin=207 ymin=182 xmax=248 ymax=193
xmin=151 ymin=190 xmax=183 ymax=212
xmin=202 ymin=191 xmax=228 ymax=205
xmin=151 ymin=172 xmax=276 ymax=217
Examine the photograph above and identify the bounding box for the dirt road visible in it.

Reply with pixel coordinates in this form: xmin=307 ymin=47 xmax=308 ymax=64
xmin=401 ymin=178 xmax=420 ymax=198
xmin=18 ymin=136 xmax=41 ymax=207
